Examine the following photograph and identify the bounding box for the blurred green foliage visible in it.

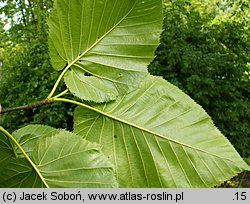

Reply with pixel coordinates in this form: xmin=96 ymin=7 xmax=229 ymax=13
xmin=0 ymin=0 xmax=75 ymax=132
xmin=149 ymin=0 xmax=250 ymax=157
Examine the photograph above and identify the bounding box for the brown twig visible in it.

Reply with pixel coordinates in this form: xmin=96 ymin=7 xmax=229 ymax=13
xmin=0 ymin=99 xmax=53 ymax=114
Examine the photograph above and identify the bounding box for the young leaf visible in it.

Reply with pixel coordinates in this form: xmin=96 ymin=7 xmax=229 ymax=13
xmin=48 ymin=0 xmax=163 ymax=102
xmin=0 ymin=128 xmax=117 ymax=188
xmin=74 ymin=75 xmax=250 ymax=187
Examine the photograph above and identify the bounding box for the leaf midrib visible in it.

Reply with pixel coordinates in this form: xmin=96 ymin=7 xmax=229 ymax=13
xmin=63 ymin=0 xmax=138 ymax=75
xmin=58 ymin=98 xmax=237 ymax=164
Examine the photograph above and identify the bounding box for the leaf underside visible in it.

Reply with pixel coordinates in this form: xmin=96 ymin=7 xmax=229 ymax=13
xmin=0 ymin=158 xmax=45 ymax=188
xmin=0 ymin=132 xmax=15 ymax=166
xmin=74 ymin=75 xmax=249 ymax=188
xmin=48 ymin=0 xmax=163 ymax=102
xmin=12 ymin=124 xmax=60 ymax=156
xmin=0 ymin=127 xmax=117 ymax=188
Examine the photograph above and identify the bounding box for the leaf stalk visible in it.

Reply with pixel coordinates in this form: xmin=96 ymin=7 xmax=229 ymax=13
xmin=47 ymin=65 xmax=71 ymax=98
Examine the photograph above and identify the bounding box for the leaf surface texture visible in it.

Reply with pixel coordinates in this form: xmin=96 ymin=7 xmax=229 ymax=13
xmin=48 ymin=0 xmax=163 ymax=102
xmin=0 ymin=127 xmax=117 ymax=188
xmin=74 ymin=75 xmax=249 ymax=187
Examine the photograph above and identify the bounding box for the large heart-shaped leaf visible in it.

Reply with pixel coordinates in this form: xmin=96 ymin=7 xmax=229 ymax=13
xmin=74 ymin=75 xmax=250 ymax=187
xmin=48 ymin=0 xmax=163 ymax=102
xmin=0 ymin=128 xmax=117 ymax=188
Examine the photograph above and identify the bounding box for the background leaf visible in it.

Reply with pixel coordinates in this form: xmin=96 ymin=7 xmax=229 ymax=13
xmin=0 ymin=127 xmax=117 ymax=188
xmin=32 ymin=130 xmax=117 ymax=188
xmin=48 ymin=0 xmax=163 ymax=102
xmin=74 ymin=75 xmax=249 ymax=187
xmin=12 ymin=124 xmax=60 ymax=156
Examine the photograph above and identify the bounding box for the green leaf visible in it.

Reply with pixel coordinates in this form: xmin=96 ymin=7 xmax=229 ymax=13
xmin=0 ymin=158 xmax=45 ymax=188
xmin=0 ymin=128 xmax=117 ymax=188
xmin=12 ymin=124 xmax=60 ymax=156
xmin=32 ymin=130 xmax=117 ymax=188
xmin=64 ymin=70 xmax=119 ymax=102
xmin=0 ymin=131 xmax=15 ymax=166
xmin=48 ymin=0 xmax=163 ymax=102
xmin=74 ymin=75 xmax=249 ymax=187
